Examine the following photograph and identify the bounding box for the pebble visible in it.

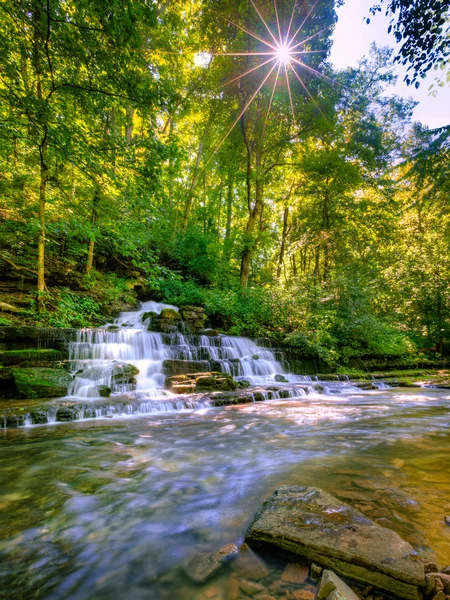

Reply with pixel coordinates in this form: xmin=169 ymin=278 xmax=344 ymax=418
xmin=286 ymin=590 xmax=315 ymax=600
xmin=239 ymin=579 xmax=266 ymax=596
xmin=227 ymin=577 xmax=240 ymax=600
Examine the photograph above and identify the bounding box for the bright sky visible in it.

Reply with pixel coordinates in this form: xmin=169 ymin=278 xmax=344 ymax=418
xmin=330 ymin=0 xmax=450 ymax=129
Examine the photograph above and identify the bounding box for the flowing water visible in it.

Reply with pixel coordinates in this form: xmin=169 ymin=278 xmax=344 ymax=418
xmin=1 ymin=389 xmax=450 ymax=600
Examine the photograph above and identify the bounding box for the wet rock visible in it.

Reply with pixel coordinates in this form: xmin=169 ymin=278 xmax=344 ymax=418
xmin=239 ymin=580 xmax=265 ymax=596
xmin=111 ymin=363 xmax=139 ymax=386
xmin=317 ymin=570 xmax=360 ymax=600
xmin=97 ymin=385 xmax=111 ymax=398
xmin=201 ymin=329 xmax=219 ymax=337
xmin=445 ymin=517 xmax=450 ymax=526
xmin=160 ymin=308 xmax=181 ymax=320
xmin=234 ymin=545 xmax=269 ymax=581
xmin=184 ymin=543 xmax=238 ymax=583
xmin=12 ymin=367 xmax=73 ymax=399
xmin=56 ymin=407 xmax=79 ymax=422
xmin=436 ymin=575 xmax=450 ymax=595
xmin=163 ymin=360 xmax=211 ymax=376
xmin=245 ymin=486 xmax=425 ymax=600
xmin=310 ymin=563 xmax=323 ymax=581
xmin=236 ymin=380 xmax=251 ymax=389
xmin=171 ymin=384 xmax=195 ymax=394
xmin=281 ymin=564 xmax=309 ymax=584
xmin=141 ymin=311 xmax=157 ymax=322
xmin=165 ymin=371 xmax=237 ymax=393
xmin=287 ymin=591 xmax=315 ymax=600
xmin=275 ymin=374 xmax=289 ymax=383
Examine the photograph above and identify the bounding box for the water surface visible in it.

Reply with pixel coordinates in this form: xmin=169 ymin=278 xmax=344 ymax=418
xmin=1 ymin=388 xmax=450 ymax=599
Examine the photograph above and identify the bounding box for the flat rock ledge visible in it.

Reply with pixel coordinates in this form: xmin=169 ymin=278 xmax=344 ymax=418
xmin=245 ymin=485 xmax=425 ymax=600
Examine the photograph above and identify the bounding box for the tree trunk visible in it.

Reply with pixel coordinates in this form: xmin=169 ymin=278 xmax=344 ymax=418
xmin=223 ymin=175 xmax=234 ymax=260
xmin=277 ymin=206 xmax=289 ymax=279
xmin=125 ymin=105 xmax=135 ymax=143
xmin=37 ymin=143 xmax=48 ymax=308
xmin=240 ymin=177 xmax=264 ymax=288
xmin=86 ymin=190 xmax=100 ymax=275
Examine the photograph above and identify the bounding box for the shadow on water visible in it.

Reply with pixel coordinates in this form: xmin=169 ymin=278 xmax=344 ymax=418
xmin=0 ymin=388 xmax=450 ymax=599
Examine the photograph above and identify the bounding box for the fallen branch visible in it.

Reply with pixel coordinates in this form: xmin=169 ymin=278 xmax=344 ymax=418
xmin=0 ymin=254 xmax=50 ymax=294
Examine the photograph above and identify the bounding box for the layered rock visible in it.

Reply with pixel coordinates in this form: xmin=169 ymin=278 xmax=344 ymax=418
xmin=165 ymin=371 xmax=237 ymax=393
xmin=245 ymin=485 xmax=425 ymax=600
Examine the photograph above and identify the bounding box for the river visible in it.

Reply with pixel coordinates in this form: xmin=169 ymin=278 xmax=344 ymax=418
xmin=1 ymin=388 xmax=449 ymax=599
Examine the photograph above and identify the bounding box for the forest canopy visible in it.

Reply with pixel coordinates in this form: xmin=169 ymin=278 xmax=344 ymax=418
xmin=1 ymin=0 xmax=449 ymax=369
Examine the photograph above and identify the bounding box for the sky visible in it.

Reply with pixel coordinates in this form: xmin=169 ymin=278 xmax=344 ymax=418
xmin=330 ymin=0 xmax=450 ymax=129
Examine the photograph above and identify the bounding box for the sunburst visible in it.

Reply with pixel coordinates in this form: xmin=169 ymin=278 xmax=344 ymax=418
xmin=195 ymin=0 xmax=338 ymax=175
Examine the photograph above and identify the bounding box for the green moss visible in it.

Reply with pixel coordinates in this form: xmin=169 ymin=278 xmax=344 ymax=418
xmin=12 ymin=368 xmax=73 ymax=399
xmin=0 ymin=349 xmax=62 ymax=366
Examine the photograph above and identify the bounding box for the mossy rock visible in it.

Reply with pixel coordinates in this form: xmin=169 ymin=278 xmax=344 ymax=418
xmin=180 ymin=305 xmax=205 ymax=313
xmin=141 ymin=311 xmax=157 ymax=322
xmin=160 ymin=308 xmax=181 ymax=320
xmin=97 ymin=385 xmax=112 ymax=398
xmin=274 ymin=374 xmax=288 ymax=383
xmin=163 ymin=360 xmax=211 ymax=375
xmin=0 ymin=349 xmax=63 ymax=366
xmin=0 ymin=367 xmax=16 ymax=398
xmin=12 ymin=368 xmax=73 ymax=399
xmin=111 ymin=363 xmax=139 ymax=385
xmin=195 ymin=374 xmax=236 ymax=392
xmin=236 ymin=379 xmax=251 ymax=388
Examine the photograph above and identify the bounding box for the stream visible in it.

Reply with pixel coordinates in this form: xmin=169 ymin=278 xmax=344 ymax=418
xmin=1 ymin=389 xmax=450 ymax=599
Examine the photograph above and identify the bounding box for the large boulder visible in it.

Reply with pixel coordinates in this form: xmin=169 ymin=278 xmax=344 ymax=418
xmin=110 ymin=363 xmax=139 ymax=386
xmin=245 ymin=486 xmax=425 ymax=600
xmin=160 ymin=308 xmax=181 ymax=320
xmin=12 ymin=367 xmax=73 ymax=399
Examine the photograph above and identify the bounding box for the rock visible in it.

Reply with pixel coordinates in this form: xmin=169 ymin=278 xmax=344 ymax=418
xmin=0 ymin=326 xmax=76 ymax=348
xmin=436 ymin=575 xmax=450 ymax=595
xmin=237 ymin=380 xmax=251 ymax=389
xmin=12 ymin=367 xmax=73 ymax=399
xmin=281 ymin=564 xmax=309 ymax=584
xmin=316 ymin=570 xmax=360 ymax=600
xmin=0 ymin=367 xmax=15 ymax=398
xmin=160 ymin=308 xmax=181 ymax=320
xmin=275 ymin=374 xmax=288 ymax=383
xmin=184 ymin=543 xmax=238 ymax=583
xmin=97 ymin=385 xmax=112 ymax=398
xmin=244 ymin=486 xmax=425 ymax=600
xmin=239 ymin=580 xmax=265 ymax=596
xmin=163 ymin=360 xmax=211 ymax=376
xmin=201 ymin=329 xmax=219 ymax=337
xmin=227 ymin=577 xmax=240 ymax=600
xmin=0 ymin=302 xmax=21 ymax=313
xmin=195 ymin=374 xmax=236 ymax=392
xmin=56 ymin=407 xmax=79 ymax=422
xmin=445 ymin=517 xmax=450 ymax=527
xmin=252 ymin=355 xmax=260 ymax=360
xmin=0 ymin=349 xmax=62 ymax=366
xmin=141 ymin=311 xmax=158 ymax=322
xmin=171 ymin=384 xmax=195 ymax=394
xmin=234 ymin=545 xmax=269 ymax=581
xmin=310 ymin=563 xmax=323 ymax=581
xmin=111 ymin=363 xmax=139 ymax=386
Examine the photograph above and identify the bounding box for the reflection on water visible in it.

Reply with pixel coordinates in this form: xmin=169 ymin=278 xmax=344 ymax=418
xmin=0 ymin=389 xmax=450 ymax=599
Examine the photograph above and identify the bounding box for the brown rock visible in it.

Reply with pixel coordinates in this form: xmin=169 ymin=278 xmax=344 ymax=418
xmin=281 ymin=564 xmax=309 ymax=584
xmin=227 ymin=577 xmax=240 ymax=600
xmin=239 ymin=580 xmax=265 ymax=596
xmin=234 ymin=547 xmax=269 ymax=581
xmin=287 ymin=591 xmax=315 ymax=600
xmin=184 ymin=543 xmax=238 ymax=583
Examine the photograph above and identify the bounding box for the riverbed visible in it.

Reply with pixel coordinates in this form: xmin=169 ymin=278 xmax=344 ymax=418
xmin=1 ymin=388 xmax=450 ymax=599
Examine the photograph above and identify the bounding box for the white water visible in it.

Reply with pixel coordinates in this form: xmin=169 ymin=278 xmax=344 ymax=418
xmin=67 ymin=301 xmax=362 ymax=402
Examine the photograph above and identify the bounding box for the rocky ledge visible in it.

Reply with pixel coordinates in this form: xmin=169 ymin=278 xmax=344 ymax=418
xmin=245 ymin=486 xmax=425 ymax=600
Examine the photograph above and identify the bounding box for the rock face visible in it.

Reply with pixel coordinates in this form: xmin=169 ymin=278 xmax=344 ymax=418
xmin=317 ymin=570 xmax=360 ymax=600
xmin=165 ymin=371 xmax=237 ymax=393
xmin=179 ymin=305 xmax=206 ymax=333
xmin=12 ymin=367 xmax=73 ymax=399
xmin=0 ymin=348 xmax=63 ymax=367
xmin=245 ymin=486 xmax=425 ymax=600
xmin=163 ymin=359 xmax=211 ymax=376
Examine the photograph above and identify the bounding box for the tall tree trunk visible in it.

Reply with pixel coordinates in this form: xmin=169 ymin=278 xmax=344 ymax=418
xmin=37 ymin=140 xmax=48 ymax=309
xmin=86 ymin=190 xmax=100 ymax=275
xmin=223 ymin=175 xmax=234 ymax=260
xmin=277 ymin=206 xmax=289 ymax=279
xmin=240 ymin=177 xmax=263 ymax=288
xmin=125 ymin=105 xmax=135 ymax=143
xmin=182 ymin=115 xmax=214 ymax=231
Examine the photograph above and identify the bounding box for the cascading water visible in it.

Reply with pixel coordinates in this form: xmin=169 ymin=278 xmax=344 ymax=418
xmin=67 ymin=301 xmax=362 ymax=404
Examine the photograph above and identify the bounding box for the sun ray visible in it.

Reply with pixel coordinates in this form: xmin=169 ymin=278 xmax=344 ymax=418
xmin=262 ymin=61 xmax=282 ymax=138
xmin=289 ymin=49 xmax=328 ymax=55
xmin=199 ymin=62 xmax=279 ymax=176
xmin=249 ymin=0 xmax=280 ymax=47
xmin=288 ymin=0 xmax=320 ymax=48
xmin=284 ymin=62 xmax=297 ymax=125
xmin=213 ymin=11 xmax=278 ymax=51
xmin=214 ymin=52 xmax=277 ymax=56
xmin=287 ymin=61 xmax=325 ymax=116
xmin=273 ymin=0 xmax=283 ymax=43
xmin=289 ymin=55 xmax=341 ymax=87
xmin=220 ymin=56 xmax=277 ymax=88
xmin=285 ymin=1 xmax=297 ymax=45
xmin=288 ymin=25 xmax=332 ymax=51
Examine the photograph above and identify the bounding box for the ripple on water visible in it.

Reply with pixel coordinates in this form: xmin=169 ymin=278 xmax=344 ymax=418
xmin=0 ymin=389 xmax=450 ymax=599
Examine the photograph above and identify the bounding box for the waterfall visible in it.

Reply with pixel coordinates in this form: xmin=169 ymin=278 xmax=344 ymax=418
xmin=67 ymin=301 xmax=356 ymax=400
